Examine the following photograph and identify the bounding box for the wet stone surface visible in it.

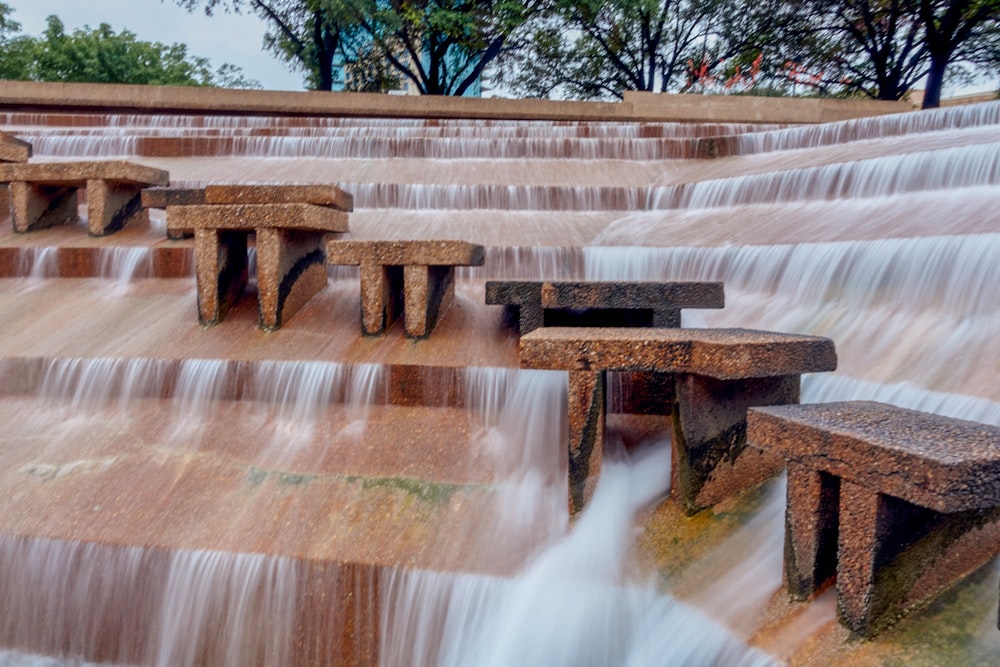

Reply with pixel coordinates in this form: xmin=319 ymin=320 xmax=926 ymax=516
xmin=748 ymin=400 xmax=1000 ymax=638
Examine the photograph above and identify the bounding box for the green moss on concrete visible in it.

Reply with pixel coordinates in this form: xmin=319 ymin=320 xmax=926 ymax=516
xmin=346 ymin=474 xmax=467 ymax=505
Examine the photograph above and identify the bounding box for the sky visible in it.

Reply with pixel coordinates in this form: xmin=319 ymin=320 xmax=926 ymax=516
xmin=6 ymin=0 xmax=305 ymax=90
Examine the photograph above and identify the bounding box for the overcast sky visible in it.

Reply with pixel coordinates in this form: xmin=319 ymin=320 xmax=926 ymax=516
xmin=6 ymin=0 xmax=305 ymax=90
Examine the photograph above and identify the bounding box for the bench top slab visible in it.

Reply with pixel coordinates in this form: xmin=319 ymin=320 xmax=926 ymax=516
xmin=0 ymin=132 xmax=31 ymax=163
xmin=519 ymin=327 xmax=836 ymax=379
xmin=141 ymin=187 xmax=207 ymax=208
xmin=166 ymin=203 xmax=349 ymax=233
xmin=0 ymin=160 xmax=169 ymax=186
xmin=204 ymin=184 xmax=353 ymax=211
xmin=486 ymin=280 xmax=724 ymax=309
xmin=542 ymin=281 xmax=724 ymax=309
xmin=326 ymin=239 xmax=485 ymax=266
xmin=747 ymin=401 xmax=1000 ymax=512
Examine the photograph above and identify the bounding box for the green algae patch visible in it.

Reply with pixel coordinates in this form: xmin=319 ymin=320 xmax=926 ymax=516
xmin=347 ymin=475 xmax=468 ymax=505
xmin=638 ymin=476 xmax=781 ymax=581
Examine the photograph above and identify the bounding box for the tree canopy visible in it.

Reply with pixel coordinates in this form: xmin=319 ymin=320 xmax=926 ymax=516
xmin=0 ymin=4 xmax=258 ymax=88
xmin=494 ymin=0 xmax=787 ymax=100
xmin=776 ymin=0 xmax=1000 ymax=107
xmin=176 ymin=0 xmax=352 ymax=90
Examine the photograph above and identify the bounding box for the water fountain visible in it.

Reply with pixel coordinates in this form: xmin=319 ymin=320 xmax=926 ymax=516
xmin=0 ymin=93 xmax=998 ymax=665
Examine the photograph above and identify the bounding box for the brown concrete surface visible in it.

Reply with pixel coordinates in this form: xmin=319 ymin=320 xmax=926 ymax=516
xmin=519 ymin=327 xmax=837 ymax=379
xmin=748 ymin=401 xmax=1000 ymax=638
xmin=0 ymin=130 xmax=31 ymax=162
xmin=326 ymin=240 xmax=486 ymax=338
xmin=167 ymin=203 xmax=349 ymax=233
xmin=0 ymin=161 xmax=169 ymax=236
xmin=486 ymin=280 xmax=724 ymax=334
xmin=0 ymin=80 xmax=911 ymax=123
xmin=205 ymin=184 xmax=353 ymax=211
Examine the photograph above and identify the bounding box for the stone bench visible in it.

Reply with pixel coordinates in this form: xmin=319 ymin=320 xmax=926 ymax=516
xmin=486 ymin=280 xmax=724 ymax=334
xmin=0 ymin=132 xmax=31 ymax=163
xmin=140 ymin=186 xmax=206 ymax=239
xmin=166 ymin=184 xmax=352 ymax=330
xmin=326 ymin=239 xmax=485 ymax=339
xmin=746 ymin=401 xmax=1000 ymax=638
xmin=0 ymin=161 xmax=169 ymax=236
xmin=519 ymin=327 xmax=837 ymax=515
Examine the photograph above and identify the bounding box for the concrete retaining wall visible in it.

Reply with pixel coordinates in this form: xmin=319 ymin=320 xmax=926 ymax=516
xmin=0 ymin=80 xmax=913 ymax=123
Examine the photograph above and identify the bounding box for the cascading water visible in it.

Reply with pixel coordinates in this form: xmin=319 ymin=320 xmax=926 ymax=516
xmin=0 ymin=99 xmax=998 ymax=665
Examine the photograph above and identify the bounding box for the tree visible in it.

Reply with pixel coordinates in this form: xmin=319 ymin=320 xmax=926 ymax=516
xmin=0 ymin=2 xmax=34 ymax=81
xmin=920 ymin=0 xmax=1000 ymax=107
xmin=339 ymin=0 xmax=545 ymax=96
xmin=782 ymin=0 xmax=1000 ymax=107
xmin=177 ymin=0 xmax=357 ymax=90
xmin=0 ymin=6 xmax=258 ymax=87
xmin=494 ymin=0 xmax=782 ymax=100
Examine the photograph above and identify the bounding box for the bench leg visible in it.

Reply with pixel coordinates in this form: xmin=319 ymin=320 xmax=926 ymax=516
xmin=403 ymin=264 xmax=455 ymax=338
xmin=567 ymin=370 xmax=605 ymax=515
xmin=671 ymin=373 xmax=793 ymax=515
xmin=358 ymin=262 xmax=403 ymax=335
xmin=837 ymin=480 xmax=1000 ymax=637
xmin=9 ymin=181 xmax=79 ymax=232
xmin=255 ymin=228 xmax=327 ymax=331
xmin=517 ymin=303 xmax=544 ymax=334
xmin=651 ymin=307 xmax=681 ymax=328
xmin=86 ymin=179 xmax=146 ymax=236
xmin=784 ymin=463 xmax=839 ymax=600
xmin=194 ymin=229 xmax=248 ymax=326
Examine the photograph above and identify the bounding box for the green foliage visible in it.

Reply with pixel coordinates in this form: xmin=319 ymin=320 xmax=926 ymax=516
xmin=178 ymin=0 xmax=359 ymax=90
xmin=778 ymin=1 xmax=1000 ymax=107
xmin=494 ymin=0 xmax=788 ymax=100
xmin=338 ymin=0 xmax=545 ymax=96
xmin=0 ymin=5 xmax=258 ymax=87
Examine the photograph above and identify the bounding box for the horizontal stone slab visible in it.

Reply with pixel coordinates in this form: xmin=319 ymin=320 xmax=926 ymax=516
xmin=748 ymin=401 xmax=1000 ymax=512
xmin=166 ymin=203 xmax=349 ymax=233
xmin=539 ymin=281 xmax=724 ymax=309
xmin=204 ymin=184 xmax=353 ymax=211
xmin=0 ymin=160 xmax=168 ymax=186
xmin=326 ymin=239 xmax=485 ymax=266
xmin=140 ymin=187 xmax=206 ymax=208
xmin=519 ymin=327 xmax=836 ymax=379
xmin=0 ymin=132 xmax=31 ymax=162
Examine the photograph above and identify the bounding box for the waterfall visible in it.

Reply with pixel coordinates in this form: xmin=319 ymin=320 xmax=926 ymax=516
xmin=3 ymin=99 xmax=999 ymax=665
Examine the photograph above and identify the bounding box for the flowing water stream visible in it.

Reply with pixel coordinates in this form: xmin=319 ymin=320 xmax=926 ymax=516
xmin=0 ymin=101 xmax=998 ymax=665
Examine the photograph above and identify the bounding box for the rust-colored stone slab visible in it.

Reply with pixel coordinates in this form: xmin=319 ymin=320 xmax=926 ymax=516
xmin=0 ymin=160 xmax=168 ymax=186
xmin=783 ymin=462 xmax=839 ymax=601
xmin=520 ymin=327 xmax=837 ymax=379
xmin=1 ymin=161 xmax=167 ymax=235
xmin=204 ymin=184 xmax=353 ymax=211
xmin=256 ymin=228 xmax=328 ymax=330
xmin=403 ymin=264 xmax=455 ymax=338
xmin=521 ymin=327 xmax=832 ymax=514
xmin=567 ymin=370 xmax=605 ymax=514
xmin=9 ymin=181 xmax=78 ymax=232
xmin=671 ymin=373 xmax=793 ymax=514
xmin=327 ymin=240 xmax=484 ymax=338
xmin=539 ymin=280 xmax=724 ymax=310
xmin=484 ymin=280 xmax=544 ymax=333
xmin=747 ymin=401 xmax=1000 ymax=512
xmin=85 ymin=178 xmax=148 ymax=236
xmin=166 ymin=203 xmax=349 ymax=233
xmin=0 ymin=131 xmax=31 ymax=163
xmin=835 ymin=480 xmax=1000 ymax=637
xmin=487 ymin=280 xmax=723 ymax=334
xmin=140 ymin=186 xmax=206 ymax=208
xmin=326 ymin=239 xmax=484 ymax=267
xmin=195 ymin=228 xmax=248 ymax=326
xmin=747 ymin=401 xmax=1000 ymax=638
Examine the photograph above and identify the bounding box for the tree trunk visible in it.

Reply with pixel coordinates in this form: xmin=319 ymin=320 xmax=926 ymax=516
xmin=922 ymin=53 xmax=947 ymax=109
